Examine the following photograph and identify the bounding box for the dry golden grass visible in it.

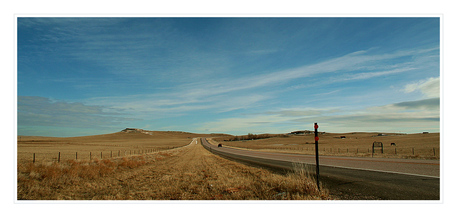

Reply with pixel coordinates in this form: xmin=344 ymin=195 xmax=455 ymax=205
xmin=17 ymin=139 xmax=333 ymax=200
xmin=213 ymin=132 xmax=440 ymax=159
xmin=17 ymin=130 xmax=213 ymax=164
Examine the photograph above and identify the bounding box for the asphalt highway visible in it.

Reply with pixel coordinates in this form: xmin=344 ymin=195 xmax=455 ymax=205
xmin=201 ymin=138 xmax=440 ymax=200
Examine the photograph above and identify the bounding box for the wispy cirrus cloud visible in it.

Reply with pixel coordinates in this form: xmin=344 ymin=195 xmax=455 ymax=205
xmin=300 ymin=98 xmax=438 ymax=132
xmin=263 ymin=107 xmax=342 ymax=117
xmin=334 ymin=67 xmax=417 ymax=82
xmin=199 ymin=97 xmax=440 ymax=134
xmin=197 ymin=46 xmax=438 ymax=95
xmin=196 ymin=114 xmax=295 ymax=134
xmin=82 ymin=46 xmax=439 ymax=121
xmin=17 ymin=18 xmax=440 ymax=136
xmin=18 ymin=96 xmax=134 ymax=133
xmin=85 ymin=90 xmax=272 ymax=120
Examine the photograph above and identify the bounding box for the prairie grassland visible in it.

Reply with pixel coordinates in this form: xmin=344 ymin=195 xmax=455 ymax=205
xmin=17 ymin=139 xmax=333 ymax=200
xmin=17 ymin=131 xmax=208 ymax=164
xmin=213 ymin=132 xmax=440 ymax=159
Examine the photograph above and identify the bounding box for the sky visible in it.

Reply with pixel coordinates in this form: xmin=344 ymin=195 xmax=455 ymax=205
xmin=17 ymin=17 xmax=441 ymax=137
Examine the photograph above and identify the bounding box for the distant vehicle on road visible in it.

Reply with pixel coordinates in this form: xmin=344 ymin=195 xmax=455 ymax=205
xmin=218 ymin=144 xmax=222 ymax=147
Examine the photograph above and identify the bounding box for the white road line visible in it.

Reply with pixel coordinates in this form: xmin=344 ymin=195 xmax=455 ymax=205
xmin=203 ymin=140 xmax=439 ymax=179
xmin=318 ymin=163 xmax=440 ymax=179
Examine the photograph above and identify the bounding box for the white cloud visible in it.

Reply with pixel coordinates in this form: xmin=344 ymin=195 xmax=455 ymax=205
xmin=198 ymin=98 xmax=440 ymax=135
xmin=404 ymin=77 xmax=440 ymax=98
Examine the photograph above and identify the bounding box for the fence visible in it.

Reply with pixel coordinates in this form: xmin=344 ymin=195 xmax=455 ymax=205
xmin=27 ymin=147 xmax=177 ymax=164
xmin=232 ymin=145 xmax=440 ymax=159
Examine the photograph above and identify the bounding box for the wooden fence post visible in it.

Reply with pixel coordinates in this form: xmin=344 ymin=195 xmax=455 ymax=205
xmin=58 ymin=152 xmax=60 ymax=163
xmin=76 ymin=152 xmax=78 ymax=160
xmin=33 ymin=153 xmax=35 ymax=163
xmin=412 ymin=148 xmax=415 ymax=155
xmin=90 ymin=152 xmax=92 ymax=160
xmin=101 ymin=152 xmax=102 ymax=159
xmin=433 ymin=148 xmax=436 ymax=156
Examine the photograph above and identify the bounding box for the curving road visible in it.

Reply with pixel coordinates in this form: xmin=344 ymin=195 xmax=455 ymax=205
xmin=201 ymin=138 xmax=440 ymax=200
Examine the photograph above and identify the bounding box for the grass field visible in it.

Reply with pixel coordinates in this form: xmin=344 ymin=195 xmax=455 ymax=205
xmin=17 ymin=135 xmax=332 ymax=200
xmin=17 ymin=129 xmax=439 ymax=200
xmin=212 ymin=132 xmax=440 ymax=159
xmin=17 ymin=130 xmax=214 ymax=164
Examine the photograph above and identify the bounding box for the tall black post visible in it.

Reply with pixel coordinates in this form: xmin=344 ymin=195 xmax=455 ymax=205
xmin=314 ymin=123 xmax=320 ymax=191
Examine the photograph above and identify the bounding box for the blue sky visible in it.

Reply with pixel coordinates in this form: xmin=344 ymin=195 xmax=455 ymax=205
xmin=17 ymin=17 xmax=440 ymax=137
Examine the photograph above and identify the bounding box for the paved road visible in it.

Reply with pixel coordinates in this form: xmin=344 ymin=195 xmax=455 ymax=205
xmin=201 ymin=138 xmax=440 ymax=200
